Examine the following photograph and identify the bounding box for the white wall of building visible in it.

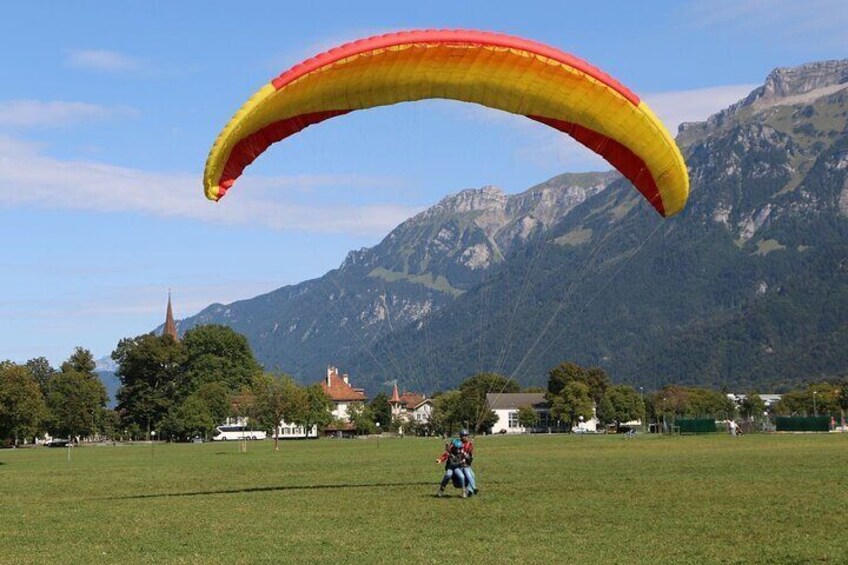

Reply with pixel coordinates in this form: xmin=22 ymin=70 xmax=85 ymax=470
xmin=274 ymin=421 xmax=318 ymax=439
xmin=492 ymin=408 xmax=524 ymax=434
xmin=490 ymin=407 xmax=599 ymax=433
xmin=332 ymin=401 xmax=350 ymax=421
xmin=410 ymin=402 xmax=432 ymax=424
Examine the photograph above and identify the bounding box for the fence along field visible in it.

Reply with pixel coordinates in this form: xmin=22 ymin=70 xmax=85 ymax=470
xmin=1 ymin=433 xmax=846 ymax=563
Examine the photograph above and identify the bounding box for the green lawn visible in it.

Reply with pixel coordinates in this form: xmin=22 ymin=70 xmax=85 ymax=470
xmin=2 ymin=433 xmax=846 ymax=564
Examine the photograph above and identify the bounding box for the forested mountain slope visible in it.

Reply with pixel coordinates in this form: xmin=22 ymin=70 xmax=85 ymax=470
xmin=177 ymin=60 xmax=848 ymax=395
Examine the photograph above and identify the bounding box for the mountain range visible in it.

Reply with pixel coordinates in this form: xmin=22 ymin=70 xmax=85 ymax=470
xmin=172 ymin=59 xmax=848 ymax=396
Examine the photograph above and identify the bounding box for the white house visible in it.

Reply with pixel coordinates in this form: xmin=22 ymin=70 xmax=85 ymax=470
xmin=273 ymin=421 xmax=318 ymax=439
xmin=486 ymin=393 xmax=599 ymax=433
xmin=320 ymin=365 xmax=367 ymax=421
xmin=726 ymin=393 xmax=783 ymax=410
xmin=388 ymin=382 xmax=433 ymax=431
xmin=409 ymin=398 xmax=433 ymax=425
xmin=221 ymin=416 xmax=316 ymax=439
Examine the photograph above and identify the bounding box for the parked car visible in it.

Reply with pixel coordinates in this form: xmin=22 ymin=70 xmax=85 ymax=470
xmin=45 ymin=439 xmax=70 ymax=447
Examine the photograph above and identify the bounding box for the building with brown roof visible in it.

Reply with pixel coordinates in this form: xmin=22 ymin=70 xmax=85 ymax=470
xmin=320 ymin=366 xmax=366 ymax=421
xmin=388 ymin=382 xmax=432 ymax=429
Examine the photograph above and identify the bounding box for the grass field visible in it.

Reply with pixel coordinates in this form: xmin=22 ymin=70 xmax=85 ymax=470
xmin=2 ymin=433 xmax=847 ymax=564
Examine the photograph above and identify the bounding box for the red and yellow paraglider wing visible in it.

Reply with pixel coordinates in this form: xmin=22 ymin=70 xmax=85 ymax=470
xmin=204 ymin=30 xmax=688 ymax=217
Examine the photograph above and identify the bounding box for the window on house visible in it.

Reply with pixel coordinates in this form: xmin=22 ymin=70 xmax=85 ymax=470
xmin=508 ymin=411 xmax=519 ymax=428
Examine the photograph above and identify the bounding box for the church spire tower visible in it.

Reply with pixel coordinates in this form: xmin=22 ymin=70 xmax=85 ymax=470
xmin=164 ymin=291 xmax=179 ymax=342
xmin=389 ymin=381 xmax=402 ymax=418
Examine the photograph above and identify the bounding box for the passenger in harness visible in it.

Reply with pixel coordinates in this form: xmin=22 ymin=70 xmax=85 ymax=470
xmin=458 ymin=429 xmax=478 ymax=496
xmin=435 ymin=439 xmax=467 ymax=498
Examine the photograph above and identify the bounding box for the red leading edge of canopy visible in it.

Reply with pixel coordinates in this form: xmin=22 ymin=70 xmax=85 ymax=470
xmin=529 ymin=116 xmax=666 ymax=217
xmin=219 ymin=110 xmax=666 ymax=217
xmin=269 ymin=29 xmax=641 ymax=107
xmin=217 ymin=110 xmax=351 ymax=200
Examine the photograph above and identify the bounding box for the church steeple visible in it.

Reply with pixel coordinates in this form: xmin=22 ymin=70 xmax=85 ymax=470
xmin=388 ymin=381 xmax=402 ymax=418
xmin=164 ymin=291 xmax=179 ymax=342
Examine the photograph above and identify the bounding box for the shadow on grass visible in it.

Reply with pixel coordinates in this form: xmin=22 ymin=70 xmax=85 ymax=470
xmin=110 ymin=481 xmax=438 ymax=500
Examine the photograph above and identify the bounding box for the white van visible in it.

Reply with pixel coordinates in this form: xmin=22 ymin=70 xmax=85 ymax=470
xmin=212 ymin=424 xmax=267 ymax=441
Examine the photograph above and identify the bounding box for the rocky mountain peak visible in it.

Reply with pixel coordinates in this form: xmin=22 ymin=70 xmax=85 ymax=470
xmin=678 ymin=59 xmax=848 ymax=142
xmin=759 ymin=60 xmax=848 ymax=100
xmin=428 ymin=185 xmax=507 ymax=216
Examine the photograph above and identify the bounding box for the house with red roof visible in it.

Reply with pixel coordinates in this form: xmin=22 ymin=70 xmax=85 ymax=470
xmin=388 ymin=382 xmax=432 ymax=429
xmin=320 ymin=365 xmax=367 ymax=421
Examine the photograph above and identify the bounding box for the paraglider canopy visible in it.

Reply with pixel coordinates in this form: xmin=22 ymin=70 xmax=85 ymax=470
xmin=204 ymin=29 xmax=689 ymax=217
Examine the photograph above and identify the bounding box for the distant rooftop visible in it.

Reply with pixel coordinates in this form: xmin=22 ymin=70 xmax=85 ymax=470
xmin=486 ymin=393 xmax=548 ymax=410
xmin=321 ymin=366 xmax=366 ymax=402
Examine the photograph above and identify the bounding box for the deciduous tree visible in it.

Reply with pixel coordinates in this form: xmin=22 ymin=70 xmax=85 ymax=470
xmin=45 ymin=369 xmax=107 ymax=440
xmin=837 ymin=380 xmax=848 ymax=427
xmin=161 ymin=395 xmax=215 ymax=441
xmin=431 ymin=390 xmax=463 ymax=436
xmin=369 ymin=392 xmax=392 ymax=428
xmin=774 ymin=390 xmax=808 ymax=416
xmin=0 ymin=362 xmax=47 ymax=444
xmin=252 ymin=373 xmax=308 ymax=451
xmin=547 ymin=362 xmax=610 ymax=404
xmin=605 ymin=384 xmax=644 ymax=429
xmin=458 ymin=373 xmax=519 ymax=433
xmin=194 ymin=381 xmax=232 ymax=426
xmin=112 ymin=333 xmax=187 ymax=437
xmin=517 ymin=404 xmax=538 ymax=431
xmin=550 ymin=381 xmax=593 ymax=431
xmin=294 ymin=383 xmax=332 ymax=438
xmin=25 ymin=357 xmax=55 ymax=392
xmin=595 ymin=394 xmax=616 ymax=427
xmin=347 ymin=403 xmax=376 ymax=435
xmin=182 ymin=325 xmax=261 ymax=393
xmin=61 ymin=347 xmax=97 ymax=376
xmin=740 ymin=392 xmax=766 ymax=421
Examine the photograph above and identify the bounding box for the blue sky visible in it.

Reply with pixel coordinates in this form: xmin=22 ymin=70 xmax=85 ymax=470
xmin=1 ymin=0 xmax=846 ymax=367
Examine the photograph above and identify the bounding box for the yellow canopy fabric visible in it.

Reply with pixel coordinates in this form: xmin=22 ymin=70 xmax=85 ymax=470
xmin=204 ymin=30 xmax=688 ymax=217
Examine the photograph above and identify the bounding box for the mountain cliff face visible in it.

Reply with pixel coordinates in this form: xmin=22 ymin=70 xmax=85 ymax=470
xmin=177 ymin=172 xmax=618 ymax=378
xmin=345 ymin=59 xmax=848 ymax=394
xmin=678 ymin=59 xmax=848 ymax=142
xmin=177 ymin=59 xmax=848 ymax=394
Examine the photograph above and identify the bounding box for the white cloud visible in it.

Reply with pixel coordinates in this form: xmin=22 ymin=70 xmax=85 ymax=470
xmin=644 ymin=84 xmax=759 ymax=134
xmin=0 ymin=281 xmax=291 ymax=365
xmin=6 ymin=282 xmax=280 ymax=321
xmin=681 ymin=0 xmax=848 ymax=46
xmin=0 ymin=82 xmax=760 ymax=231
xmin=0 ymin=100 xmax=137 ymax=128
xmin=66 ymin=49 xmax=143 ymax=72
xmin=0 ymin=135 xmax=419 ymax=236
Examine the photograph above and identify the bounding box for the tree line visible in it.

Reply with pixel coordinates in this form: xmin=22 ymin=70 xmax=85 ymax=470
xmin=3 ymin=325 xmax=847 ymax=445
xmin=0 ymin=348 xmax=110 ymax=445
xmin=424 ymin=365 xmax=646 ymax=435
xmin=111 ymin=324 xmax=339 ymax=449
xmin=425 ymin=362 xmax=848 ymax=435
